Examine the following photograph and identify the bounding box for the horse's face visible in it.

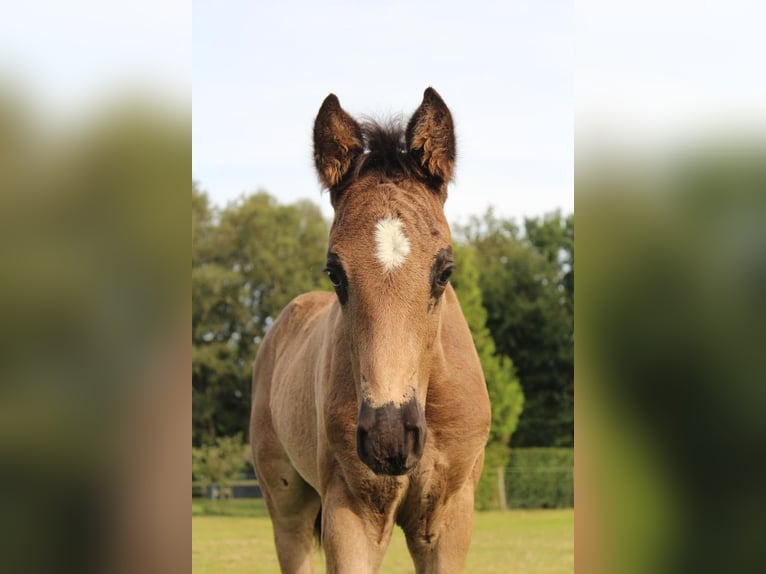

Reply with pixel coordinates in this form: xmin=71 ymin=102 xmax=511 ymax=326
xmin=314 ymin=88 xmax=456 ymax=476
xmin=326 ymin=180 xmax=453 ymax=475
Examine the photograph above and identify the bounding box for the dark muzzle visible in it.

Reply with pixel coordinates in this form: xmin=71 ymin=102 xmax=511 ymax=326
xmin=356 ymin=395 xmax=427 ymax=475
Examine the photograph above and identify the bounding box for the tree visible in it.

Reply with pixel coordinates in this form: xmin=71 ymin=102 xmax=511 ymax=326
xmin=450 ymin=243 xmax=524 ymax=446
xmin=458 ymin=210 xmax=574 ymax=447
xmin=192 ymin=180 xmax=214 ymax=266
xmin=192 ymin=188 xmax=329 ymax=446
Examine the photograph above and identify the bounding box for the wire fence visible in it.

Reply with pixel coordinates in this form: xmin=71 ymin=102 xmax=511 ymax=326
xmin=193 ymin=465 xmax=573 ymax=510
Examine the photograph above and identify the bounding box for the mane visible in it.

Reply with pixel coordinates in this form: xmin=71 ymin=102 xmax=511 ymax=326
xmin=343 ymin=118 xmax=431 ymax=188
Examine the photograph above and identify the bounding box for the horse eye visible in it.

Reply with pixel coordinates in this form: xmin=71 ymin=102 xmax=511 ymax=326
xmin=437 ymin=266 xmax=454 ymax=286
xmin=324 ymin=268 xmax=342 ymax=288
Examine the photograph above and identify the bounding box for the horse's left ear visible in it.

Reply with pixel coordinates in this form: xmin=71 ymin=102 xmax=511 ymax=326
xmin=406 ymin=87 xmax=456 ymax=194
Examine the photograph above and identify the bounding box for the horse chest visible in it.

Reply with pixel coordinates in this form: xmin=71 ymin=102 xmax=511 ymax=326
xmin=340 ymin=453 xmax=464 ymax=517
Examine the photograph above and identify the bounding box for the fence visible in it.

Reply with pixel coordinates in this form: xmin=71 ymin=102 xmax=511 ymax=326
xmin=192 ymin=479 xmax=261 ymax=499
xmin=192 ymin=448 xmax=573 ymax=510
xmin=477 ymin=447 xmax=574 ymax=510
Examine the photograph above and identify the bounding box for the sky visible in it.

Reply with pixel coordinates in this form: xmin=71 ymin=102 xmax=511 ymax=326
xmin=192 ymin=1 xmax=574 ymax=224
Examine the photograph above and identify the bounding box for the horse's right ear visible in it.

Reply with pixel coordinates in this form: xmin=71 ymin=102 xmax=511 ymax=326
xmin=313 ymin=94 xmax=364 ymax=200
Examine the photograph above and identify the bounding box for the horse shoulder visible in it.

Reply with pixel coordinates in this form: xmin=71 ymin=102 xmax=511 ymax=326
xmin=251 ymin=291 xmax=337 ymax=488
xmin=252 ymin=291 xmax=335 ymax=390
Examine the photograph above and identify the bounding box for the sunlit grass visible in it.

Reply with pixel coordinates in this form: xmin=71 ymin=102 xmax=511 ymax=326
xmin=192 ymin=499 xmax=573 ymax=573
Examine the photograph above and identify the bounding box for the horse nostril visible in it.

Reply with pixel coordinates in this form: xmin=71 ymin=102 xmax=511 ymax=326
xmin=405 ymin=425 xmax=418 ymax=453
xmin=400 ymin=399 xmax=426 ymax=454
xmin=356 ymin=426 xmax=369 ymax=460
xmin=357 ymin=401 xmax=375 ymax=432
xmin=407 ymin=422 xmax=427 ymax=458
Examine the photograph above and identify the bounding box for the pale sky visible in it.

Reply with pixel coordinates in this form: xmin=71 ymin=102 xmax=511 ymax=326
xmin=192 ymin=1 xmax=574 ymax=224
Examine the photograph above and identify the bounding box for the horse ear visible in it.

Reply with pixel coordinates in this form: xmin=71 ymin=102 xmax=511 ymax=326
xmin=406 ymin=87 xmax=456 ymax=191
xmin=313 ymin=94 xmax=364 ymax=197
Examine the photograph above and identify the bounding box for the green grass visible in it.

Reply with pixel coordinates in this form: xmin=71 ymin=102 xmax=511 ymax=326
xmin=193 ymin=499 xmax=573 ymax=573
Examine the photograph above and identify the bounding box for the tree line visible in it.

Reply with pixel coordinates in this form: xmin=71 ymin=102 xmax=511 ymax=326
xmin=192 ymin=182 xmax=573 ymax=460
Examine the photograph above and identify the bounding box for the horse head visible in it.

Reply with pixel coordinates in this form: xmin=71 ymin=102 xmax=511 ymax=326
xmin=313 ymin=88 xmax=457 ymax=475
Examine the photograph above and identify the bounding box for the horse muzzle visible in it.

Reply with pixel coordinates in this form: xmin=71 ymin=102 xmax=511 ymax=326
xmin=356 ymin=396 xmax=427 ymax=475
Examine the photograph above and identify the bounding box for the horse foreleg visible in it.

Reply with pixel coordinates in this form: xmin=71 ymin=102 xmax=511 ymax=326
xmin=255 ymin=447 xmax=321 ymax=573
xmin=403 ymin=483 xmax=476 ymax=574
xmin=321 ymin=478 xmax=396 ymax=574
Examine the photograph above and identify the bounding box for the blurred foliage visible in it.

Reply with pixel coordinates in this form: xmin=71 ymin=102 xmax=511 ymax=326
xmin=192 ymin=185 xmax=329 ymax=446
xmin=0 ymin=87 xmax=189 ymax=574
xmin=0 ymin=94 xmax=189 ymax=436
xmin=1 ymin=95 xmax=188 ymax=397
xmin=458 ymin=210 xmax=574 ymax=448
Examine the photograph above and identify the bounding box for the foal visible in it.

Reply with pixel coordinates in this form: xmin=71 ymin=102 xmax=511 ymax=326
xmin=250 ymin=88 xmax=491 ymax=573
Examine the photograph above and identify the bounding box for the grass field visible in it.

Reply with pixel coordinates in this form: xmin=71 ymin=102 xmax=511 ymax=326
xmin=192 ymin=499 xmax=573 ymax=573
